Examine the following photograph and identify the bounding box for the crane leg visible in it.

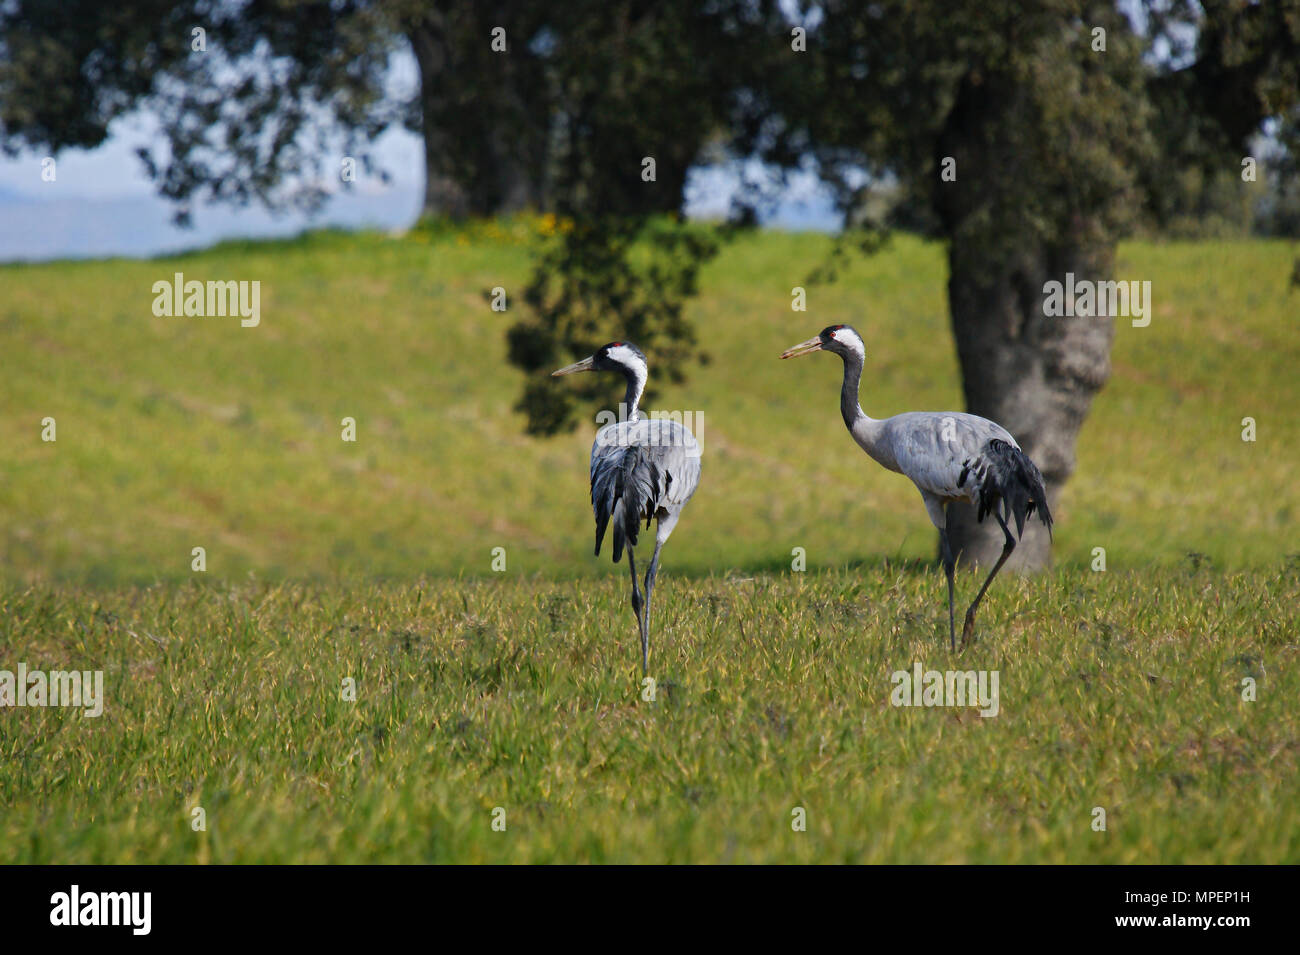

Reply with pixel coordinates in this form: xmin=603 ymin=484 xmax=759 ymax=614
xmin=939 ymin=526 xmax=956 ymax=652
xmin=627 ymin=546 xmax=648 ymax=674
xmin=961 ymin=512 xmax=1016 ymax=647
xmin=641 ymin=538 xmax=665 ymax=673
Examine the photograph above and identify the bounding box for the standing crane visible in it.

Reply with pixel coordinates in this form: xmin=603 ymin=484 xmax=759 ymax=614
xmin=552 ymin=342 xmax=701 ymax=673
xmin=781 ymin=324 xmax=1052 ymax=649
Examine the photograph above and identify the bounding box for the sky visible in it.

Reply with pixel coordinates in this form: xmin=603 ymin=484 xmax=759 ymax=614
xmin=0 ymin=117 xmax=430 ymax=261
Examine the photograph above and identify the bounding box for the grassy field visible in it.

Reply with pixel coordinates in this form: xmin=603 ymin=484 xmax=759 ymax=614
xmin=1 ymin=224 xmax=1297 ymax=862
xmin=2 ymin=568 xmax=1297 ymax=863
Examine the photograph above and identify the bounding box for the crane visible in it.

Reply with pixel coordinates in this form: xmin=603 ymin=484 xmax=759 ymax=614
xmin=781 ymin=324 xmax=1052 ymax=650
xmin=553 ymin=341 xmax=701 ymax=673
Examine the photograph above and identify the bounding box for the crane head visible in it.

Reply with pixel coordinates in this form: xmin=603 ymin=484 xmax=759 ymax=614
xmin=780 ymin=325 xmax=864 ymax=360
xmin=552 ymin=341 xmax=647 ymax=378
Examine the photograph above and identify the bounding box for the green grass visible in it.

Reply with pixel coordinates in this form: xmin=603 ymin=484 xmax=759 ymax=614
xmin=1 ymin=224 xmax=1297 ymax=862
xmin=2 ymin=226 xmax=1296 ymax=581
xmin=2 ymin=568 xmax=1296 ymax=863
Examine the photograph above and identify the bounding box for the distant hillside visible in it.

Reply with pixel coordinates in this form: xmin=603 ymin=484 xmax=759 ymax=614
xmin=1 ymin=226 xmax=1295 ymax=583
xmin=0 ymin=187 xmax=422 ymax=263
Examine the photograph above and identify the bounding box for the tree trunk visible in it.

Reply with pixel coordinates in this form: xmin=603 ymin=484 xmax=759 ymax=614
xmin=407 ymin=10 xmax=547 ymax=220
xmin=942 ymin=239 xmax=1115 ymax=569
xmin=934 ymin=72 xmax=1119 ymax=571
xmin=409 ymin=19 xmax=472 ymax=220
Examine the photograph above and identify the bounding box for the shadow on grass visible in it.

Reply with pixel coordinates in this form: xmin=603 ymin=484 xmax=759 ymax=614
xmin=16 ymin=550 xmax=1286 ymax=592
xmin=667 ymin=554 xmax=940 ymax=580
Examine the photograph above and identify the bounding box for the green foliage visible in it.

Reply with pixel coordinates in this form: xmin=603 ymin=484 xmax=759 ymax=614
xmin=1139 ymin=0 xmax=1300 ymax=238
xmin=495 ymin=1 xmax=776 ymax=433
xmin=0 ymin=0 xmax=196 ymax=151
xmin=0 ymin=1 xmax=402 ymax=222
xmin=508 ymin=217 xmax=722 ymax=435
xmin=753 ymin=1 xmax=1156 ymax=262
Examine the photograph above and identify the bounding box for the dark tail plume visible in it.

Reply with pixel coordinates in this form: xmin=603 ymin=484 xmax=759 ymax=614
xmin=977 ymin=439 xmax=1054 ymax=539
xmin=592 ymin=446 xmax=660 ymax=563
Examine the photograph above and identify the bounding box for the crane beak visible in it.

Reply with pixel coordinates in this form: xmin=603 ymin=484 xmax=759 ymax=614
xmin=551 ymin=356 xmax=595 ymax=376
xmin=780 ymin=336 xmax=822 ymax=359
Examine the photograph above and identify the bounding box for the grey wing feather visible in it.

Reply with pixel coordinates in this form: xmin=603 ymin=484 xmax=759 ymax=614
xmin=590 ymin=418 xmax=700 ymax=563
xmin=882 ymin=412 xmax=1016 ymax=499
xmin=881 ymin=412 xmax=1050 ymax=539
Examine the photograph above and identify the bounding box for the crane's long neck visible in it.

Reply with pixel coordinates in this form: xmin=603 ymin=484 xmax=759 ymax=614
xmin=621 ymin=361 xmax=647 ymax=423
xmin=839 ymin=350 xmax=865 ymax=430
xmin=839 ymin=351 xmax=891 ymax=467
